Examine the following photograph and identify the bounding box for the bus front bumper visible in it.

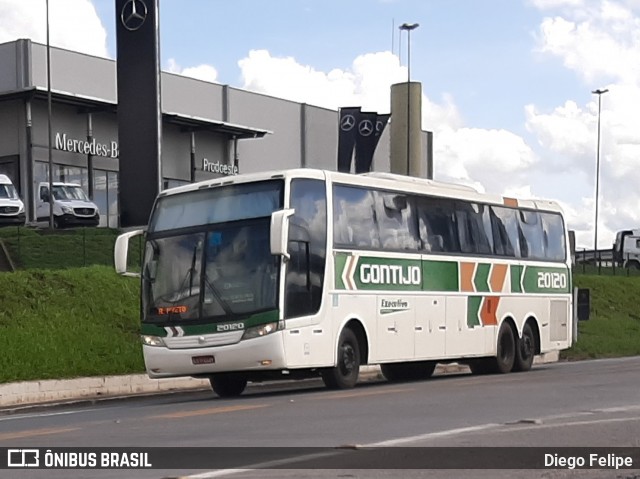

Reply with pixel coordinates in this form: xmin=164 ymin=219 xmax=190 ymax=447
xmin=143 ymin=331 xmax=286 ymax=379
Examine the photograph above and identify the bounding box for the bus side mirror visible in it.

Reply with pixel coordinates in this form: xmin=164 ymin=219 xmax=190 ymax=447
xmin=576 ymin=288 xmax=590 ymax=321
xmin=114 ymin=229 xmax=144 ymax=277
xmin=270 ymin=208 xmax=294 ymax=261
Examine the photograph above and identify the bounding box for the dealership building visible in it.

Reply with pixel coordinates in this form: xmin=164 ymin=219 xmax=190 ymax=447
xmin=0 ymin=39 xmax=430 ymax=227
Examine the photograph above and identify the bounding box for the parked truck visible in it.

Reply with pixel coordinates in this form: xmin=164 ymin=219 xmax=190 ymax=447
xmin=612 ymin=229 xmax=640 ymax=269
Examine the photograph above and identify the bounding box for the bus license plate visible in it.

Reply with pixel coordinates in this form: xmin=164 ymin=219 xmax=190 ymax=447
xmin=192 ymin=355 xmax=215 ymax=365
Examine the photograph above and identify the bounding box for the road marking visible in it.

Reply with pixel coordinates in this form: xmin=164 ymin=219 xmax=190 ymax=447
xmin=0 ymin=427 xmax=79 ymax=441
xmin=151 ymin=404 xmax=268 ymax=419
xmin=176 ymin=423 xmax=502 ymax=478
xmin=168 ymin=402 xmax=640 ymax=478
xmin=177 ymin=451 xmax=340 ymax=479
xmin=317 ymin=387 xmax=414 ymax=400
xmin=496 ymin=415 xmax=640 ymax=433
xmin=364 ymin=423 xmax=503 ymax=447
xmin=0 ymin=408 xmax=102 ymax=422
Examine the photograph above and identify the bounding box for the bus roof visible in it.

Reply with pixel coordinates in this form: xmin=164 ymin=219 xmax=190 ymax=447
xmin=157 ymin=168 xmax=564 ymax=214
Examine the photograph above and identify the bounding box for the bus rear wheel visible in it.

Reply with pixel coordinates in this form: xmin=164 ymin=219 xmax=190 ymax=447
xmin=322 ymin=328 xmax=360 ymax=389
xmin=513 ymin=322 xmax=535 ymax=372
xmin=209 ymin=374 xmax=248 ymax=398
xmin=469 ymin=323 xmax=515 ymax=374
xmin=381 ymin=361 xmax=436 ymax=382
xmin=492 ymin=322 xmax=516 ymax=373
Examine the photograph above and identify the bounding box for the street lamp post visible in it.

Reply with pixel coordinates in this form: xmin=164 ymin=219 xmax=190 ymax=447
xmin=46 ymin=0 xmax=54 ymax=229
xmin=592 ymin=88 xmax=608 ymax=261
xmin=399 ymin=22 xmax=419 ymax=175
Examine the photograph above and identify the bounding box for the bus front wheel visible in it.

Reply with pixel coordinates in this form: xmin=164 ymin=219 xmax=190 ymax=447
xmin=322 ymin=328 xmax=360 ymax=389
xmin=209 ymin=374 xmax=248 ymax=398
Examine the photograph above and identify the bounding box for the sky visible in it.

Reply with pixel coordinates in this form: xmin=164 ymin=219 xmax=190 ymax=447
xmin=0 ymin=0 xmax=638 ymax=249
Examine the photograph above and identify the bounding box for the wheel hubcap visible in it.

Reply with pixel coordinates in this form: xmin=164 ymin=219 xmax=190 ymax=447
xmin=500 ymin=335 xmax=513 ymax=362
xmin=340 ymin=343 xmax=356 ymax=374
xmin=521 ymin=335 xmax=533 ymax=359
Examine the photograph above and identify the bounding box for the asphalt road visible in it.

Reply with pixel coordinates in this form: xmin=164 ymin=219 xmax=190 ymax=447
xmin=1 ymin=357 xmax=639 ymax=479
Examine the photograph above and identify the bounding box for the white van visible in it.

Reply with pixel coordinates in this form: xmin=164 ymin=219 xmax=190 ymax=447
xmin=0 ymin=174 xmax=26 ymax=226
xmin=37 ymin=182 xmax=100 ymax=228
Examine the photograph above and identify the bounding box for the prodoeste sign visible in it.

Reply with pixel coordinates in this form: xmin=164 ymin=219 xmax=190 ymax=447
xmin=202 ymin=158 xmax=238 ymax=176
xmin=55 ymin=133 xmax=119 ymax=158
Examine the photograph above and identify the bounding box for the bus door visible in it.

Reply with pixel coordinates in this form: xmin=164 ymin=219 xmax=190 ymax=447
xmin=413 ymin=295 xmax=446 ymax=359
xmin=376 ymin=294 xmax=415 ymax=361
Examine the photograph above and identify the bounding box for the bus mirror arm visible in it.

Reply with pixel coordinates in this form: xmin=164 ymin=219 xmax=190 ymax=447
xmin=114 ymin=228 xmax=145 ymax=276
xmin=270 ymin=208 xmax=295 ymax=262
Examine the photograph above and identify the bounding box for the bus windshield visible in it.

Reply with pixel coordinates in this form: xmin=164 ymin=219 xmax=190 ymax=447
xmin=142 ymin=180 xmax=283 ymax=323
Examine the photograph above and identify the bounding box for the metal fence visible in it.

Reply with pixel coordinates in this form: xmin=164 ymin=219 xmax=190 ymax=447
xmin=0 ymin=226 xmax=142 ymax=271
xmin=2 ymin=225 xmax=638 ymax=277
xmin=573 ymin=248 xmax=640 ymax=276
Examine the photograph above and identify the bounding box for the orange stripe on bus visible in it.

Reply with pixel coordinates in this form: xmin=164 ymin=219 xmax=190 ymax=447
xmin=480 ymin=296 xmax=500 ymax=326
xmin=490 ymin=264 xmax=508 ymax=293
xmin=503 ymin=197 xmax=518 ymax=207
xmin=460 ymin=262 xmax=476 ymax=292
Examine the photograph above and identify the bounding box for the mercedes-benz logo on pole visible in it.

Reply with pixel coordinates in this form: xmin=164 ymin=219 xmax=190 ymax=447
xmin=359 ymin=119 xmax=373 ymax=137
xmin=340 ymin=114 xmax=356 ymax=131
xmin=121 ymin=0 xmax=148 ymax=31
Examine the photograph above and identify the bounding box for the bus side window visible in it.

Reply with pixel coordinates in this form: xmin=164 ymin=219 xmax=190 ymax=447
xmin=417 ymin=197 xmax=460 ymax=253
xmin=518 ymin=210 xmax=545 ymax=260
xmin=333 ymin=185 xmax=379 ymax=249
xmin=490 ymin=206 xmax=518 ymax=257
xmin=455 ymin=202 xmax=492 ymax=255
xmin=375 ymin=192 xmax=419 ymax=251
xmin=540 ymin=212 xmax=566 ymax=261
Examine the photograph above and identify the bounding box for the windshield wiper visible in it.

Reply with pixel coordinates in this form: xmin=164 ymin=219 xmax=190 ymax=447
xmin=163 ymin=241 xmax=201 ymax=304
xmin=189 ymin=243 xmax=198 ymax=295
xmin=203 ymin=274 xmax=233 ymax=315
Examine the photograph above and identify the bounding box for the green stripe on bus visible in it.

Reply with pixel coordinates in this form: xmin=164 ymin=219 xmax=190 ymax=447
xmin=353 ymin=256 xmax=423 ymax=291
xmin=474 ymin=263 xmax=491 ymax=292
xmin=510 ymin=265 xmax=522 ymax=293
xmin=140 ymin=309 xmax=279 ymax=337
xmin=334 ymin=254 xmax=348 ymax=289
xmin=522 ymin=266 xmax=570 ymax=294
xmin=423 ymin=260 xmax=459 ymax=292
xmin=467 ymin=296 xmax=482 ymax=327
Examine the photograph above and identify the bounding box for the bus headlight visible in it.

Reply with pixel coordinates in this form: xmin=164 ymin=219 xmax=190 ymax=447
xmin=61 ymin=205 xmax=74 ymax=214
xmin=141 ymin=335 xmax=165 ymax=347
xmin=242 ymin=322 xmax=279 ymax=340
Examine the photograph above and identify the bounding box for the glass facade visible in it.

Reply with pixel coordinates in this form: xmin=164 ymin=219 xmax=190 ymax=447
xmin=33 ymin=163 xmax=197 ymax=229
xmin=35 ymin=161 xmax=118 ymax=228
xmin=94 ymin=169 xmax=119 ymax=228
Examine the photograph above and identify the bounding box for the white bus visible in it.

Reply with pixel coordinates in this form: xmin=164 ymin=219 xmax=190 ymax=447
xmin=114 ymin=168 xmax=573 ymax=397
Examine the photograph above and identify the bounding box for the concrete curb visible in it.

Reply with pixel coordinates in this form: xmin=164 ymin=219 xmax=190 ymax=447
xmin=0 ymin=375 xmax=210 ymax=410
xmin=0 ymin=352 xmax=559 ymax=411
